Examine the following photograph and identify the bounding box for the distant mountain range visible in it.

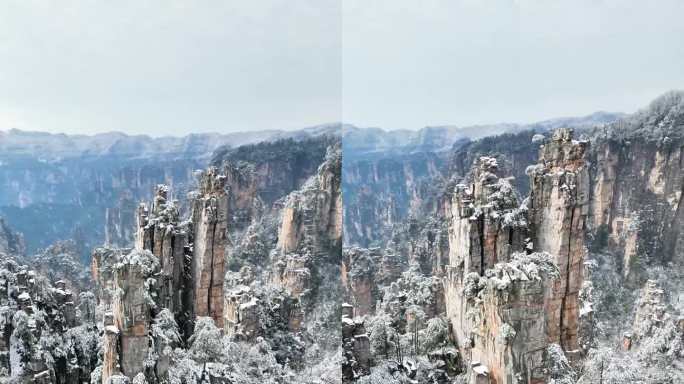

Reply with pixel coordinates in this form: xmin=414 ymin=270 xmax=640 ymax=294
xmin=0 ymin=110 xmax=628 ymax=256
xmin=0 ymin=124 xmax=341 ymax=160
xmin=1 ymin=110 xmax=625 ymax=161
xmin=342 ymin=111 xmax=625 ymax=157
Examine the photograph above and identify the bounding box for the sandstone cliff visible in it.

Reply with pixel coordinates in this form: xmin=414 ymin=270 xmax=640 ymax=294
xmin=343 ymin=152 xmax=446 ymax=248
xmin=527 ymin=128 xmax=590 ymax=353
xmin=586 ymin=92 xmax=684 ymax=279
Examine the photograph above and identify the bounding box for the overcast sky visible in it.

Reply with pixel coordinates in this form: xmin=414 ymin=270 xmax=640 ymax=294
xmin=0 ymin=1 xmax=341 ymax=135
xmin=1 ymin=1 xmax=683 ymax=135
xmin=343 ymin=0 xmax=684 ymax=129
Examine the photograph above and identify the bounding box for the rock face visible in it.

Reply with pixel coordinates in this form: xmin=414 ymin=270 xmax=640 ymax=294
xmin=0 ymin=126 xmax=338 ymax=258
xmin=93 ymin=248 xmax=160 ymax=382
xmin=273 ymin=144 xmax=343 ymax=300
xmin=93 ymin=175 xmax=228 ymax=382
xmin=446 ymin=156 xmax=528 ymax=276
xmin=528 ymin=128 xmax=589 ymax=352
xmin=135 ymin=185 xmax=193 ymax=333
xmin=443 ymin=154 xmax=549 ymax=384
xmin=586 ymin=97 xmax=684 ymax=278
xmin=190 ymin=168 xmax=228 ymax=325
xmin=0 ymin=217 xmax=25 ymax=257
xmin=276 ymin=143 xmax=343 ymax=257
xmin=88 ymin=134 xmax=342 ymax=384
xmin=343 ymin=152 xmax=446 ymax=248
xmin=446 ymin=131 xmax=544 ymax=199
xmin=342 ymin=304 xmax=371 ymax=383
xmin=342 ymin=247 xmax=382 ymax=317
xmin=211 ymin=136 xmax=338 ymax=211
xmin=448 ymin=253 xmax=559 ymax=384
xmin=441 ymin=130 xmax=591 ymax=383
xmin=94 ymin=185 xmax=193 ymax=383
xmin=342 ymin=114 xmax=623 ymax=251
xmin=223 ymin=283 xmax=259 ymax=339
xmin=631 ymin=279 xmax=668 ymax=342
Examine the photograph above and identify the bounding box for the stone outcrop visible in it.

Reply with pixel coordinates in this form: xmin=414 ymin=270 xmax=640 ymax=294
xmin=341 ymin=247 xmax=382 ymax=317
xmin=445 ymin=252 xmax=559 ymax=384
xmin=190 ymin=168 xmax=228 ymax=326
xmin=94 ymin=176 xmax=230 ymax=382
xmin=223 ymin=284 xmax=259 ymax=339
xmin=343 ymin=151 xmax=446 ymax=248
xmin=136 ymin=185 xmax=192 ymax=332
xmin=446 ymin=156 xmax=528 ymax=276
xmin=272 ymin=145 xmax=342 ymax=306
xmin=211 ymin=135 xmax=337 ymax=225
xmin=342 ymin=304 xmax=371 ymax=383
xmin=276 ymin=144 xmax=342 ymax=258
xmin=587 ymin=124 xmax=684 ymax=278
xmin=96 ymin=249 xmax=159 ymax=382
xmin=272 ymin=253 xmax=312 ymax=299
xmin=631 ymin=279 xmax=668 ymax=342
xmin=528 ymin=128 xmax=589 ymax=352
xmin=94 ymin=184 xmax=193 ymax=383
xmin=443 ymin=132 xmax=588 ymax=383
xmin=0 ymin=127 xmax=337 ymax=256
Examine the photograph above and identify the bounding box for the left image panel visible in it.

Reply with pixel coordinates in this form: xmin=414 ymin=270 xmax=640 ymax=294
xmin=0 ymin=1 xmax=342 ymax=383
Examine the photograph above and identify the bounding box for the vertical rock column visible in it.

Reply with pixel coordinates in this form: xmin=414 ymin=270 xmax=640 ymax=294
xmin=444 ymin=157 xmax=544 ymax=383
xmin=447 ymin=157 xmax=527 ymax=275
xmin=445 ymin=157 xmax=528 ymax=347
xmin=191 ymin=167 xmax=228 ymax=326
xmin=93 ymin=248 xmax=159 ymax=383
xmin=528 ymin=128 xmax=589 ymax=352
xmin=135 ymin=185 xmax=191 ymax=328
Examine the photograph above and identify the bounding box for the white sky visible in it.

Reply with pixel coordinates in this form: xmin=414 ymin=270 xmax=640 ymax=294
xmin=1 ymin=1 xmax=682 ymax=135
xmin=342 ymin=0 xmax=684 ymax=129
xmin=0 ymin=1 xmax=341 ymax=135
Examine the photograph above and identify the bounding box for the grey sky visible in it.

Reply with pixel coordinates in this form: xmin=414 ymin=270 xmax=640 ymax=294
xmin=1 ymin=1 xmax=683 ymax=135
xmin=0 ymin=1 xmax=341 ymax=135
xmin=343 ymin=0 xmax=684 ymax=129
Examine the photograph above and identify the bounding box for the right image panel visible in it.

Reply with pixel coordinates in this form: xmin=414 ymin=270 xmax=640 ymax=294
xmin=341 ymin=1 xmax=684 ymax=383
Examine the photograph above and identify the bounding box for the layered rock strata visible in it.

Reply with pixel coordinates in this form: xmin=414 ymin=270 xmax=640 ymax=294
xmin=272 ymin=145 xmax=342 ymax=304
xmin=190 ymin=168 xmax=228 ymax=325
xmin=343 ymin=152 xmax=446 ymax=248
xmin=94 ymin=178 xmax=227 ymax=383
xmin=443 ymin=130 xmax=589 ymax=383
xmin=341 ymin=247 xmax=382 ymax=317
xmin=135 ymin=185 xmax=192 ymax=332
xmin=96 ymin=249 xmax=159 ymax=382
xmin=527 ymin=128 xmax=589 ymax=352
xmin=276 ymin=144 xmax=342 ymax=257
xmin=445 ymin=253 xmax=559 ymax=384
xmin=587 ymin=122 xmax=684 ymax=277
xmin=446 ymin=156 xmax=528 ymax=276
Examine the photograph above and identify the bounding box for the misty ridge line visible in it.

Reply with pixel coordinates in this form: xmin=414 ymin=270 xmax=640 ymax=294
xmin=0 ymin=110 xmax=627 ymax=158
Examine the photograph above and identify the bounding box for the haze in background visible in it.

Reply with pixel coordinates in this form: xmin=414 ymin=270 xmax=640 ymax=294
xmin=0 ymin=1 xmax=341 ymax=135
xmin=343 ymin=0 xmax=684 ymax=129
